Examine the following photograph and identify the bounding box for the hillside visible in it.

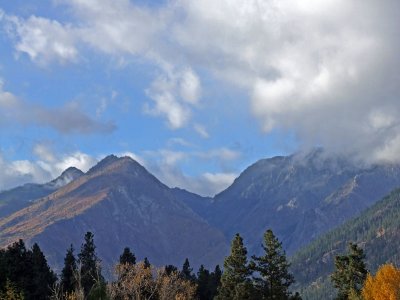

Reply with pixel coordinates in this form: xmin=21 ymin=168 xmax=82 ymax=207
xmin=290 ymin=188 xmax=400 ymax=299
xmin=0 ymin=155 xmax=228 ymax=273
xmin=201 ymin=150 xmax=400 ymax=256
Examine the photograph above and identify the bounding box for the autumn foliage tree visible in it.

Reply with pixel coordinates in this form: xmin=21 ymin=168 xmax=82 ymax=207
xmin=362 ymin=263 xmax=400 ymax=300
xmin=109 ymin=261 xmax=196 ymax=300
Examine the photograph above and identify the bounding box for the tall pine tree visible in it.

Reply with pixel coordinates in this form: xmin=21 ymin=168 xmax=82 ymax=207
xmin=61 ymin=244 xmax=77 ymax=295
xmin=196 ymin=264 xmax=211 ymax=300
xmin=331 ymin=243 xmax=367 ymax=300
xmin=119 ymin=247 xmax=136 ymax=265
xmin=78 ymin=232 xmax=104 ymax=297
xmin=216 ymin=233 xmax=255 ymax=300
xmin=250 ymin=229 xmax=295 ymax=299
xmin=181 ymin=258 xmax=195 ymax=281
xmin=30 ymin=243 xmax=57 ymax=299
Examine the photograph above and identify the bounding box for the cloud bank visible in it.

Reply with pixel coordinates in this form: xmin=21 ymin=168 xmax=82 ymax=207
xmin=0 ymin=81 xmax=116 ymax=134
xmin=2 ymin=1 xmax=400 ymax=163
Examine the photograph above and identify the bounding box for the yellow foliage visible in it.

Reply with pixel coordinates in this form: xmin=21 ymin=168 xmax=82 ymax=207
xmin=362 ymin=263 xmax=400 ymax=300
xmin=109 ymin=261 xmax=197 ymax=300
xmin=0 ymin=279 xmax=24 ymax=300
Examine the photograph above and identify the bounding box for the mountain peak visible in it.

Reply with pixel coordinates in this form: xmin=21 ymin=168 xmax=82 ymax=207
xmin=86 ymin=154 xmax=147 ymax=178
xmin=48 ymin=167 xmax=84 ymax=188
xmin=86 ymin=154 xmax=122 ymax=174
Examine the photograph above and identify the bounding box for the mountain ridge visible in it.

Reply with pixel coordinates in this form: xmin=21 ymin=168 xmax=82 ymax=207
xmin=0 ymin=155 xmax=228 ymax=272
xmin=1 ymin=150 xmax=400 ymax=277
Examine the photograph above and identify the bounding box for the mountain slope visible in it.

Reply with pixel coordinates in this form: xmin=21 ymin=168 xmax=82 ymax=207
xmin=0 ymin=156 xmax=228 ymax=273
xmin=202 ymin=150 xmax=400 ymax=255
xmin=0 ymin=167 xmax=84 ymax=218
xmin=290 ymin=188 xmax=400 ymax=299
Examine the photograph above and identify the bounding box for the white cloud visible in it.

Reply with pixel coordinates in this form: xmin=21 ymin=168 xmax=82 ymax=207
xmin=179 ymin=68 xmax=201 ymax=104
xmin=0 ymin=145 xmax=97 ymax=191
xmin=201 ymin=172 xmax=237 ymax=195
xmin=3 ymin=0 xmax=400 ymax=162
xmin=137 ymin=146 xmax=240 ymax=196
xmin=144 ymin=67 xmax=201 ymax=129
xmin=6 ymin=15 xmax=78 ymax=65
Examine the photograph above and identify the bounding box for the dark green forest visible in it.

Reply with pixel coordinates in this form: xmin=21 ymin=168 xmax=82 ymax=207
xmin=290 ymin=189 xmax=400 ymax=299
xmin=0 ymin=229 xmax=299 ymax=300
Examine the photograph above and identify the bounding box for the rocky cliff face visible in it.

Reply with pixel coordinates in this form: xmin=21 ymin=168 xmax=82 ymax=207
xmin=0 ymin=156 xmax=228 ymax=273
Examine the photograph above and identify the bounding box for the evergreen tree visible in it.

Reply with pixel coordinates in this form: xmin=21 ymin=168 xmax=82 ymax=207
xmin=164 ymin=264 xmax=178 ymax=275
xmin=209 ymin=265 xmax=222 ymax=298
xmin=61 ymin=244 xmax=77 ymax=295
xmin=331 ymin=243 xmax=368 ymax=300
xmin=197 ymin=264 xmax=211 ymax=300
xmin=30 ymin=243 xmax=57 ymax=299
xmin=119 ymin=247 xmax=136 ymax=265
xmin=78 ymin=232 xmax=104 ymax=297
xmin=3 ymin=240 xmax=35 ymax=299
xmin=216 ymin=233 xmax=255 ymax=300
xmin=143 ymin=257 xmax=151 ymax=269
xmin=181 ymin=258 xmax=195 ymax=281
xmin=250 ymin=229 xmax=295 ymax=299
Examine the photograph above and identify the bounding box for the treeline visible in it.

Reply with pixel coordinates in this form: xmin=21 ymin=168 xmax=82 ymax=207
xmin=0 ymin=229 xmax=300 ymax=300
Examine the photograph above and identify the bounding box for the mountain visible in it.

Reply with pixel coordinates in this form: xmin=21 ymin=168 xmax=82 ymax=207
xmin=1 ymin=149 xmax=400 ymax=279
xmin=200 ymin=150 xmax=400 ymax=255
xmin=0 ymin=155 xmax=228 ymax=273
xmin=290 ymin=188 xmax=400 ymax=299
xmin=0 ymin=167 xmax=84 ymax=218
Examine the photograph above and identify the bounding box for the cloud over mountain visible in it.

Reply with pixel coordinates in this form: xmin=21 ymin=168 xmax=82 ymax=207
xmin=2 ymin=1 xmax=400 ymax=162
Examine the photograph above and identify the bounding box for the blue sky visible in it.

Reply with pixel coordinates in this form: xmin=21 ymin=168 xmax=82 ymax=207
xmin=0 ymin=0 xmax=399 ymax=195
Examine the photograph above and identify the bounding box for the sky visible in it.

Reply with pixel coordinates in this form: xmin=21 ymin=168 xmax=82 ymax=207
xmin=0 ymin=0 xmax=399 ymax=196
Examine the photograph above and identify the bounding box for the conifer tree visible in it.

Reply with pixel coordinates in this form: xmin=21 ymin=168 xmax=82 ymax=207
xmin=331 ymin=243 xmax=367 ymax=300
xmin=30 ymin=243 xmax=57 ymax=299
xmin=181 ymin=258 xmax=195 ymax=281
xmin=210 ymin=265 xmax=222 ymax=298
xmin=216 ymin=233 xmax=255 ymax=300
xmin=3 ymin=239 xmax=35 ymax=299
xmin=164 ymin=264 xmax=178 ymax=275
xmin=250 ymin=229 xmax=295 ymax=299
xmin=61 ymin=244 xmax=77 ymax=295
xmin=78 ymin=232 xmax=104 ymax=297
xmin=119 ymin=247 xmax=136 ymax=265
xmin=143 ymin=257 xmax=151 ymax=269
xmin=196 ymin=264 xmax=211 ymax=300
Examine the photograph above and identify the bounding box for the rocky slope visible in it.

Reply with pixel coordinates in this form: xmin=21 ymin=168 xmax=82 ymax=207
xmin=0 ymin=155 xmax=228 ymax=273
